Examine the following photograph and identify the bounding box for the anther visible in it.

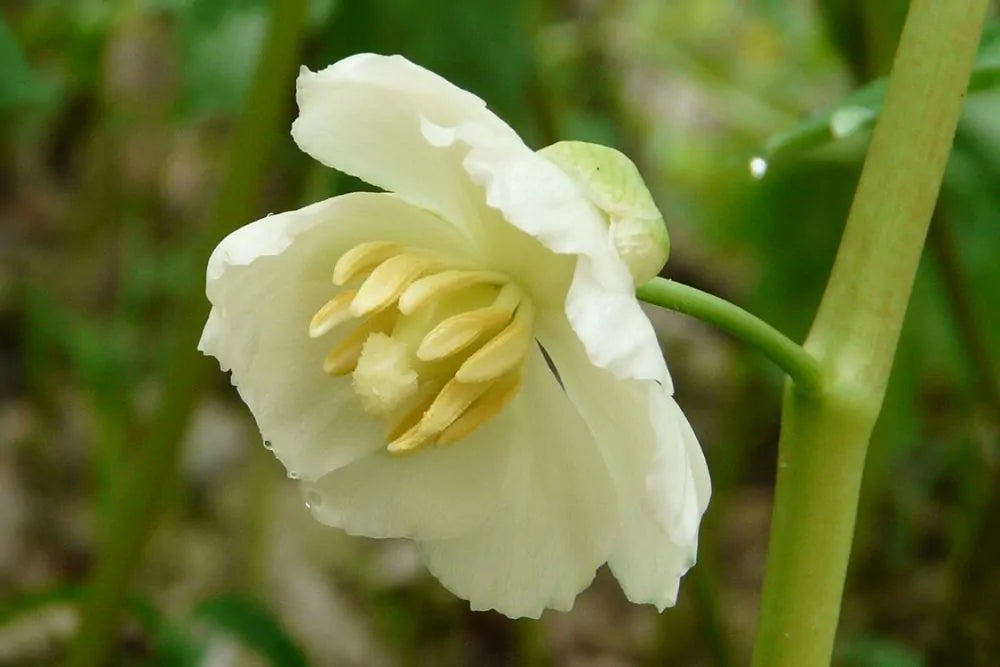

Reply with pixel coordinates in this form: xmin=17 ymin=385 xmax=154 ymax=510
xmin=309 ymin=290 xmax=358 ymax=338
xmin=398 ymin=270 xmax=509 ymax=314
xmin=455 ymin=300 xmax=536 ymax=383
xmin=436 ymin=371 xmax=522 ymax=446
xmin=332 ymin=241 xmax=402 ymax=285
xmin=416 ymin=283 xmax=523 ymax=361
xmin=351 ymin=253 xmax=440 ymax=317
xmin=386 ymin=376 xmax=494 ymax=453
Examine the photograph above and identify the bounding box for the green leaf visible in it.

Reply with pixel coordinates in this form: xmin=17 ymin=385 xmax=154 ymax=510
xmin=177 ymin=5 xmax=269 ymax=115
xmin=0 ymin=15 xmax=50 ymax=109
xmin=764 ymin=17 xmax=1000 ymax=160
xmin=193 ymin=595 xmax=308 ymax=667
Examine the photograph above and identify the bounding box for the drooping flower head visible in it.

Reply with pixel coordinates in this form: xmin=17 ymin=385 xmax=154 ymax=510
xmin=199 ymin=54 xmax=709 ymax=618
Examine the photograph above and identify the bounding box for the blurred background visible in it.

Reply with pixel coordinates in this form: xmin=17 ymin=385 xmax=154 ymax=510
xmin=2 ymin=0 xmax=999 ymax=665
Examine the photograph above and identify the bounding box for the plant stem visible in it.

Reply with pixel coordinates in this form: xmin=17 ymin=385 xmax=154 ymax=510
xmin=751 ymin=2 xmax=989 ymax=666
xmin=637 ymin=278 xmax=824 ymax=393
xmin=63 ymin=2 xmax=309 ymax=665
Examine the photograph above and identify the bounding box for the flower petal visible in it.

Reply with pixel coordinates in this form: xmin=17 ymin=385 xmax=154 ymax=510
xmin=199 ymin=192 xmax=469 ymax=482
xmin=537 ymin=314 xmax=710 ymax=610
xmin=291 ymin=54 xmax=516 ymax=238
xmin=422 ymin=116 xmax=670 ymax=385
xmin=300 ymin=419 xmax=515 ymax=541
xmin=419 ymin=349 xmax=617 ymax=618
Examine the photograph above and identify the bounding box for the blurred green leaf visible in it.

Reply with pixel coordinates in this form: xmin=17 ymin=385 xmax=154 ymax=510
xmin=764 ymin=17 xmax=1000 ymax=160
xmin=193 ymin=596 xmax=307 ymax=667
xmin=177 ymin=5 xmax=269 ymax=115
xmin=314 ymin=0 xmax=538 ymax=141
xmin=149 ymin=620 xmax=210 ymax=667
xmin=836 ymin=634 xmax=923 ymax=667
xmin=151 ymin=595 xmax=308 ymax=666
xmin=0 ymin=585 xmax=80 ymax=624
xmin=0 ymin=15 xmax=50 ymax=109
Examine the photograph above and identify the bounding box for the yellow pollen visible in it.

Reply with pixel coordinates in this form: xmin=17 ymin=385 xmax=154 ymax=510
xmin=351 ymin=253 xmax=440 ymax=317
xmin=455 ymin=300 xmax=536 ymax=383
xmin=398 ymin=269 xmax=509 ymax=314
xmin=308 ymin=290 xmax=358 ymax=338
xmin=332 ymin=241 xmax=402 ymax=285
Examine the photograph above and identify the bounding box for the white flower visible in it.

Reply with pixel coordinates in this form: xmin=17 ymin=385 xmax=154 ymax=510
xmin=199 ymin=54 xmax=710 ymax=618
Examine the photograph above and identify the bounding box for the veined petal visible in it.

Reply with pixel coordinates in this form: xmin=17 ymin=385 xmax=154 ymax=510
xmin=291 ymin=54 xmax=517 ymax=241
xmin=537 ymin=314 xmax=710 ymax=610
xmin=199 ymin=192 xmax=469 ymax=482
xmin=420 ymin=350 xmax=616 ymax=618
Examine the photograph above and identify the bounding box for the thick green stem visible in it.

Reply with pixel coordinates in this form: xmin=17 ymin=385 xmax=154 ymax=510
xmin=637 ymin=278 xmax=823 ymax=392
xmin=63 ymin=2 xmax=308 ymax=665
xmin=751 ymin=2 xmax=989 ymax=666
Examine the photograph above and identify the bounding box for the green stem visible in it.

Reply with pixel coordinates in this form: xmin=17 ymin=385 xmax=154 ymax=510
xmin=637 ymin=278 xmax=824 ymax=393
xmin=751 ymin=2 xmax=989 ymax=666
xmin=63 ymin=2 xmax=309 ymax=665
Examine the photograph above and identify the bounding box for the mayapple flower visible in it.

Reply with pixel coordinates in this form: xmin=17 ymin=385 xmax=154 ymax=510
xmin=199 ymin=53 xmax=710 ymax=618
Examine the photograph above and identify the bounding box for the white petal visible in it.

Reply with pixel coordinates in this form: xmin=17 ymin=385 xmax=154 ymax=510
xmin=300 ymin=419 xmax=515 ymax=541
xmin=424 ymin=117 xmax=669 ymax=384
xmin=419 ymin=349 xmax=617 ymax=618
xmin=291 ymin=54 xmax=516 ymax=238
xmin=537 ymin=314 xmax=710 ymax=610
xmin=199 ymin=192 xmax=469 ymax=482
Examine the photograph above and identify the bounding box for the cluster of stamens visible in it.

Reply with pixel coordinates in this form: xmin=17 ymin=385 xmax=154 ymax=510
xmin=308 ymin=241 xmax=534 ymax=455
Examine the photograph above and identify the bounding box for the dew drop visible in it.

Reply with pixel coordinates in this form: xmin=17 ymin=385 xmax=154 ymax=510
xmin=262 ymin=439 xmax=273 ymax=451
xmin=288 ymin=470 xmax=300 ymax=480
xmin=304 ymin=488 xmax=323 ymax=510
xmin=749 ymin=156 xmax=768 ymax=180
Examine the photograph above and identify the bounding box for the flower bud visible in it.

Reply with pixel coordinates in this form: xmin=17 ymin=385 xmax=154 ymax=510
xmin=539 ymin=141 xmax=670 ymax=285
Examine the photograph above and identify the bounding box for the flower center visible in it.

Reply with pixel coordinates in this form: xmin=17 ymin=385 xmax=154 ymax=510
xmin=308 ymin=241 xmax=534 ymax=455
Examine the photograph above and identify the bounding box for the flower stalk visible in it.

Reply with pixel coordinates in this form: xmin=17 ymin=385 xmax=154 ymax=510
xmin=636 ymin=278 xmax=824 ymax=393
xmin=751 ymin=2 xmax=990 ymax=665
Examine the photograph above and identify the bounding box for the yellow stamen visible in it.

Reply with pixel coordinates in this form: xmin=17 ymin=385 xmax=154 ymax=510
xmin=397 ymin=269 xmax=509 ymax=314
xmin=351 ymin=253 xmax=439 ymax=317
xmin=322 ymin=309 xmax=397 ymax=376
xmin=332 ymin=241 xmax=402 ymax=285
xmin=420 ymin=377 xmax=495 ymax=434
xmin=437 ymin=371 xmax=522 ymax=446
xmin=314 ymin=241 xmax=538 ymax=453
xmin=416 ymin=283 xmax=523 ymax=361
xmin=455 ymin=300 xmax=536 ymax=383
xmin=384 ymin=380 xmax=444 ymax=443
xmin=385 ymin=422 xmax=431 ymax=454
xmin=386 ymin=376 xmax=494 ymax=453
xmin=308 ymin=290 xmax=358 ymax=338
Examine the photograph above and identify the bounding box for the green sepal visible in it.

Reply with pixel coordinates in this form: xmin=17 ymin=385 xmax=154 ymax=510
xmin=539 ymin=140 xmax=670 ymax=284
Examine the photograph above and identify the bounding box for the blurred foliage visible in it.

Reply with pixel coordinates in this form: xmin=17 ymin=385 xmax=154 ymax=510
xmin=1 ymin=0 xmax=998 ymax=665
